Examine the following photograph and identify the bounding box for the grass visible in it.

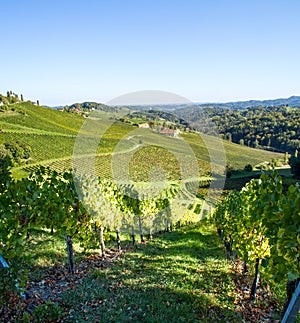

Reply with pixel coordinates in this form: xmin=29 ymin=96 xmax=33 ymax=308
xmin=3 ymin=222 xmax=294 ymax=322
xmin=17 ymin=222 xmax=244 ymax=322
xmin=10 ymin=219 xmax=293 ymax=322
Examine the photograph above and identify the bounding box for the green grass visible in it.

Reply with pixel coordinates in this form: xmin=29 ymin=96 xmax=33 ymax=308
xmin=24 ymin=228 xmax=82 ymax=271
xmin=20 ymin=222 xmax=243 ymax=322
xmin=3 ymin=221 xmax=291 ymax=322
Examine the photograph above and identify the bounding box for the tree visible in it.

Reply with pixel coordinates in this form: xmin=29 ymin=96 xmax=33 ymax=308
xmin=0 ymin=153 xmax=12 ymax=194
xmin=284 ymin=152 xmax=289 ymax=164
xmin=253 ymin=138 xmax=259 ymax=148
xmin=225 ymin=164 xmax=233 ymax=178
xmin=244 ymin=164 xmax=253 ymax=172
xmin=226 ymin=133 xmax=232 ymax=142
xmin=3 ymin=142 xmax=32 ymax=165
xmin=289 ymin=150 xmax=300 ymax=178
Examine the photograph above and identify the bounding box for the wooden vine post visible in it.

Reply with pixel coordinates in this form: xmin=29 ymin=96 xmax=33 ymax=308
xmin=65 ymin=234 xmax=75 ymax=274
xmin=116 ymin=229 xmax=121 ymax=251
xmin=0 ymin=254 xmax=26 ymax=300
xmin=281 ymin=282 xmax=300 ymax=323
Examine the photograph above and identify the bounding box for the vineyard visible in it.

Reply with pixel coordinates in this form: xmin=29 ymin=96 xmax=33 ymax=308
xmin=182 ymin=132 xmax=285 ymax=171
xmin=0 ymin=164 xmax=204 ymax=319
xmin=214 ymin=171 xmax=300 ymax=321
xmin=1 ymin=165 xmax=299 ymax=321
xmin=0 ymin=102 xmax=83 ymax=135
xmin=0 ymin=101 xmax=286 ymax=182
xmin=0 ymin=101 xmax=299 ymax=321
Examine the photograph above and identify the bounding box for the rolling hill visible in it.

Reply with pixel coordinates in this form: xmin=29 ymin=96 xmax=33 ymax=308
xmin=0 ymin=101 xmax=286 ymax=184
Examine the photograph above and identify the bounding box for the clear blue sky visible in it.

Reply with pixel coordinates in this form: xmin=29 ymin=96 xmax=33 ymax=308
xmin=1 ymin=0 xmax=299 ymax=106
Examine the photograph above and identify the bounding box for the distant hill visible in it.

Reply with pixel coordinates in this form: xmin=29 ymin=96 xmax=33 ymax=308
xmin=110 ymin=96 xmax=300 ymax=112
xmin=46 ymin=96 xmax=300 ymax=113
xmin=175 ymin=105 xmax=300 ymax=153
xmin=69 ymin=101 xmax=119 ymax=113
xmin=113 ymin=103 xmax=191 ymax=112
xmin=193 ymin=95 xmax=300 ymax=110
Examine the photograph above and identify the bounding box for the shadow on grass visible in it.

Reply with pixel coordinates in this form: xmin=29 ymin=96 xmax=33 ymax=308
xmin=15 ymin=222 xmax=242 ymax=322
xmin=59 ymin=222 xmax=241 ymax=322
xmin=61 ymin=275 xmax=241 ymax=323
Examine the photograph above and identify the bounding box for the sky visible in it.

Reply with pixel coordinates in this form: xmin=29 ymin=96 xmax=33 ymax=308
xmin=1 ymin=0 xmax=300 ymax=106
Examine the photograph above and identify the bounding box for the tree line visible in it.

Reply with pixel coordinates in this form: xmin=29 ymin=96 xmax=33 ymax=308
xmin=0 ymin=91 xmax=39 ymax=107
xmin=177 ymin=105 xmax=300 ymax=153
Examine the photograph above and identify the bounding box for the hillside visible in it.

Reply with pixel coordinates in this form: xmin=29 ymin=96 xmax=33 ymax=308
xmin=0 ymin=101 xmax=286 ymax=182
xmin=175 ymin=105 xmax=300 ymax=153
xmin=69 ymin=101 xmax=120 ymax=113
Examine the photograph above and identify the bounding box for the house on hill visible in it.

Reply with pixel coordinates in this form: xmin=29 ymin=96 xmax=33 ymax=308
xmin=160 ymin=128 xmax=180 ymax=137
xmin=138 ymin=123 xmax=150 ymax=129
xmin=70 ymin=107 xmax=81 ymax=112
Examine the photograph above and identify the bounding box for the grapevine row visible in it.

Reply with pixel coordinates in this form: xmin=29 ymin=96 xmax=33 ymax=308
xmin=0 ymin=165 xmax=200 ymax=277
xmin=213 ymin=171 xmax=299 ymax=313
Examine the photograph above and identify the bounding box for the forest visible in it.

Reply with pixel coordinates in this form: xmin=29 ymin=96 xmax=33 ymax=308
xmin=176 ymin=105 xmax=300 ymax=153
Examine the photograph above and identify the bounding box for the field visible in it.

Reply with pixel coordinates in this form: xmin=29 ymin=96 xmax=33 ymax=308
xmin=0 ymin=102 xmax=286 ymax=183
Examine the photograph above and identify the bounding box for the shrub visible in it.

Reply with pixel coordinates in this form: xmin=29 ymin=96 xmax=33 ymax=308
xmin=244 ymin=164 xmax=253 ymax=172
xmin=289 ymin=150 xmax=300 ymax=178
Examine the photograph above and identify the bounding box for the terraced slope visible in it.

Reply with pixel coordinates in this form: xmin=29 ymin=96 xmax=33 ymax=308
xmin=0 ymin=102 xmax=285 ymax=181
